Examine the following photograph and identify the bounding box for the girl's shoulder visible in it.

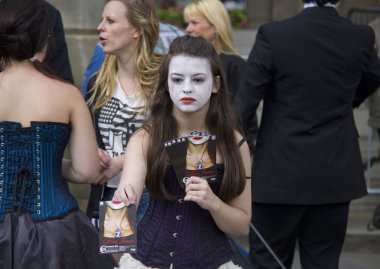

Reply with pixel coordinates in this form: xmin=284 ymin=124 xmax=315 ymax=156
xmin=127 ymin=128 xmax=151 ymax=155
xmin=130 ymin=128 xmax=151 ymax=144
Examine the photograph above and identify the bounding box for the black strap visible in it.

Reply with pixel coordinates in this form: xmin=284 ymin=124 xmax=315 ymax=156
xmin=238 ymin=137 xmax=246 ymax=147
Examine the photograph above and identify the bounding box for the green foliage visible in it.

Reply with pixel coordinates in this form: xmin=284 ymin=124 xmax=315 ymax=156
xmin=157 ymin=8 xmax=185 ymax=28
xmin=228 ymin=9 xmax=247 ymax=29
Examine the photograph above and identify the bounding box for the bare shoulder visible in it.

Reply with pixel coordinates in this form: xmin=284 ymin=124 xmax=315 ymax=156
xmin=49 ymin=79 xmax=83 ymax=101
xmin=127 ymin=129 xmax=151 ymax=156
xmin=46 ymin=79 xmax=86 ymax=114
xmin=130 ymin=129 xmax=150 ymax=144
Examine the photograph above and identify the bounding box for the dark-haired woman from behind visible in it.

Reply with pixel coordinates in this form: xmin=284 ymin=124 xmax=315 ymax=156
xmin=0 ymin=0 xmax=115 ymax=268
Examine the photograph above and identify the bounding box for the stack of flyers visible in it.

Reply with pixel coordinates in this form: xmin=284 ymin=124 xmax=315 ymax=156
xmin=99 ymin=201 xmax=137 ymax=254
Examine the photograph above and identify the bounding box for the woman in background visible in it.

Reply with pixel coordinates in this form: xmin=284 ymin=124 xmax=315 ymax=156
xmin=184 ymin=0 xmax=257 ymax=153
xmin=86 ymin=0 xmax=161 ymax=226
xmin=0 ymin=0 xmax=115 ymax=268
xmin=184 ymin=0 xmax=245 ymax=97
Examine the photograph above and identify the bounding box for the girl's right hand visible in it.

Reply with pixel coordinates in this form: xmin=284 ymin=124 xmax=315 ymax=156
xmin=113 ymin=183 xmax=137 ymax=206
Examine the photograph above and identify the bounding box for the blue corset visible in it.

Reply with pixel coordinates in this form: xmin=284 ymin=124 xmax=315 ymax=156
xmin=0 ymin=121 xmax=78 ymax=222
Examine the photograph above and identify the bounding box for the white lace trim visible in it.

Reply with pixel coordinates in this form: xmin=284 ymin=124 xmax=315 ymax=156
xmin=116 ymin=253 xmax=242 ymax=269
xmin=304 ymin=2 xmax=336 ymax=8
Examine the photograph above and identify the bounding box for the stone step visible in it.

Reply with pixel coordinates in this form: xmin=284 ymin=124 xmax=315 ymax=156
xmin=343 ymin=194 xmax=380 ymax=253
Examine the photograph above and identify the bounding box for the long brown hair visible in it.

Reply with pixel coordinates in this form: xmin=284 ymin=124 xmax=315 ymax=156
xmin=144 ymin=36 xmax=246 ymax=202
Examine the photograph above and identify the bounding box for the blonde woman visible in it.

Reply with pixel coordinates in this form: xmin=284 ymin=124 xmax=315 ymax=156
xmin=184 ymin=0 xmax=257 ymax=157
xmin=184 ymin=0 xmax=245 ymax=96
xmin=86 ymin=0 xmax=161 ymax=226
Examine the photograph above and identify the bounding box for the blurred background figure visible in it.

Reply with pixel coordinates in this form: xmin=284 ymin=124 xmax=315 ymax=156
xmin=0 ymin=0 xmax=115 ymax=267
xmin=184 ymin=0 xmax=258 ymax=153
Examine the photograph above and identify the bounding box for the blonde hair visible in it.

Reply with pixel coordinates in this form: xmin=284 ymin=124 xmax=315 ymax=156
xmin=88 ymin=0 xmax=161 ymax=112
xmin=184 ymin=0 xmax=237 ymax=55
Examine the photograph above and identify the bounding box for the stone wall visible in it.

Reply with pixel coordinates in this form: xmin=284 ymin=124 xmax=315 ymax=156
xmin=48 ymin=0 xmax=104 ymax=88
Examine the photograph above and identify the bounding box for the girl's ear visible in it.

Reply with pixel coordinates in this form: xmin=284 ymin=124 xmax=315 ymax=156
xmin=212 ymin=76 xmax=221 ymax=93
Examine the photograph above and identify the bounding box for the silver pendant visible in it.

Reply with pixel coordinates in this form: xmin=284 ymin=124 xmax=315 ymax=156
xmin=196 ymin=161 xmax=203 ymax=170
xmin=115 ymin=227 xmax=122 ymax=238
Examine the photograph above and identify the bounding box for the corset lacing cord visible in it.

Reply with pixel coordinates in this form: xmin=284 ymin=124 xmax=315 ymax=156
xmin=10 ymin=169 xmax=38 ymax=224
xmin=9 ymin=170 xmax=38 ymax=269
xmin=1 ymin=128 xmax=39 ymax=269
xmin=3 ymin=129 xmax=39 ymax=219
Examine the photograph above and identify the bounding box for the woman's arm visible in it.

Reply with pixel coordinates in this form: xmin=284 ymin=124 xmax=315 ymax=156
xmin=62 ymin=86 xmax=100 ymax=183
xmin=184 ymin=131 xmax=252 ymax=235
xmin=113 ymin=129 xmax=149 ymax=206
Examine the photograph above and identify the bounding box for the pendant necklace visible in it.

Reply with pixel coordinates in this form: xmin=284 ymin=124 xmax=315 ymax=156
xmin=196 ymin=146 xmax=208 ymax=170
xmin=114 ymin=214 xmax=127 ymax=238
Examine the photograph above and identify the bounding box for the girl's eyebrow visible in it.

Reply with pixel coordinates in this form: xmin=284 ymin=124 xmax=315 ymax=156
xmin=169 ymin=73 xmax=207 ymax=76
xmin=169 ymin=73 xmax=184 ymax=76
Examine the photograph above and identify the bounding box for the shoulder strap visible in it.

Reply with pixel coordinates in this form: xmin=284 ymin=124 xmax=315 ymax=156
xmin=238 ymin=137 xmax=246 ymax=147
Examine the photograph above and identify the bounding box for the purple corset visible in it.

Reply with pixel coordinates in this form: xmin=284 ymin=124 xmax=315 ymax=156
xmin=133 ymin=164 xmax=233 ymax=269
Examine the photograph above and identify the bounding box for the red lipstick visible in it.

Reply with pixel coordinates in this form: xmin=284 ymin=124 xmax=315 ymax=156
xmin=180 ymin=97 xmax=195 ymax=104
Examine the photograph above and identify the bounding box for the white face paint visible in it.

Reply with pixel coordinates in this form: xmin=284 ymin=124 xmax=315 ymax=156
xmin=168 ymin=55 xmax=215 ymax=113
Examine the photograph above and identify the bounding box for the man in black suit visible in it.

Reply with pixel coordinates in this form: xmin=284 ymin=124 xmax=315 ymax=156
xmin=235 ymin=0 xmax=380 ymax=268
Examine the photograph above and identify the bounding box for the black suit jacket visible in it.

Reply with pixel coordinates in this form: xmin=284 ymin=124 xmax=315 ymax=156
xmin=46 ymin=2 xmax=74 ymax=83
xmin=235 ymin=7 xmax=380 ymax=204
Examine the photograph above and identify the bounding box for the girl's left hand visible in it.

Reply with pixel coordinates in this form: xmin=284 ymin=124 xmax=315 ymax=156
xmin=184 ymin=176 xmax=220 ymax=211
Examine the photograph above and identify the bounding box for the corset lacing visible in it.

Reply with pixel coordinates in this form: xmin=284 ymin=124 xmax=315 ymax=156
xmin=0 ymin=126 xmax=41 ymax=228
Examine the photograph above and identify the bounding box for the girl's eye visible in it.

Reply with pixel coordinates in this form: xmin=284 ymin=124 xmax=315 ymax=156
xmin=107 ymin=19 xmax=115 ymax=24
xmin=171 ymin=77 xmax=183 ymax=83
xmin=193 ymin=78 xmax=205 ymax=83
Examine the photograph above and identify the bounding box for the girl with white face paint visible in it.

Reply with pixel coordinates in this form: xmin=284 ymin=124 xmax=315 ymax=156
xmin=168 ymin=55 xmax=217 ymax=114
xmin=115 ymin=36 xmax=252 ymax=269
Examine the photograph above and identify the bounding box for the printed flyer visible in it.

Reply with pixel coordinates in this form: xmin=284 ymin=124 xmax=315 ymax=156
xmin=164 ymin=131 xmax=217 ymax=188
xmin=99 ymin=201 xmax=137 ymax=254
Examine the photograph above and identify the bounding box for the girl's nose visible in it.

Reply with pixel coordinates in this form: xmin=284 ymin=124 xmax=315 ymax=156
xmin=182 ymin=80 xmax=194 ymax=94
